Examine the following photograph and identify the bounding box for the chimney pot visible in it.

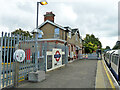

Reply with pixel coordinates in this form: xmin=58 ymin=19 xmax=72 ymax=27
xmin=44 ymin=12 xmax=55 ymax=22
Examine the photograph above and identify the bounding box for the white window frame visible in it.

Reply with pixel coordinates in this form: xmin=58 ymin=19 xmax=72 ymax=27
xmin=68 ymin=31 xmax=71 ymax=38
xmin=54 ymin=28 xmax=60 ymax=38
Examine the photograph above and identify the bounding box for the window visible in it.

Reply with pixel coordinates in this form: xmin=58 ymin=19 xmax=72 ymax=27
xmin=114 ymin=56 xmax=118 ymax=65
xmin=38 ymin=30 xmax=43 ymax=39
xmin=38 ymin=33 xmax=42 ymax=38
xmin=76 ymin=33 xmax=78 ymax=41
xmin=80 ymin=38 xmax=82 ymax=43
xmin=62 ymin=31 xmax=64 ymax=40
xmin=54 ymin=28 xmax=59 ymax=38
xmin=68 ymin=32 xmax=71 ymax=38
xmin=112 ymin=55 xmax=118 ymax=65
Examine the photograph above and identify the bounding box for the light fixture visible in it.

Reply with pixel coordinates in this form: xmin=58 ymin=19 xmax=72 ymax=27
xmin=40 ymin=0 xmax=48 ymax=5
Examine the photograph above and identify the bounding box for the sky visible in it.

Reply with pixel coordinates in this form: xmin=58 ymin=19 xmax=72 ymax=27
xmin=0 ymin=0 xmax=119 ymax=48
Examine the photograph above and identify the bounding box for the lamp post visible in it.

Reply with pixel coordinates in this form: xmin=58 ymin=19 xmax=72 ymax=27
xmin=34 ymin=0 xmax=48 ymax=72
xmin=36 ymin=0 xmax=48 ymax=33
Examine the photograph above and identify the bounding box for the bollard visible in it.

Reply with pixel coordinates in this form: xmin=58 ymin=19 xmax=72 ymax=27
xmin=86 ymin=54 xmax=88 ymax=59
xmin=83 ymin=54 xmax=85 ymax=59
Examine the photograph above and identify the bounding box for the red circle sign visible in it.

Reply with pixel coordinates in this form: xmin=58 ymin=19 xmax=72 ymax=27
xmin=54 ymin=51 xmax=61 ymax=62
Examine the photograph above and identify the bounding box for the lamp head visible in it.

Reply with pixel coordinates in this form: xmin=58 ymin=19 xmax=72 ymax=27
xmin=40 ymin=0 xmax=48 ymax=5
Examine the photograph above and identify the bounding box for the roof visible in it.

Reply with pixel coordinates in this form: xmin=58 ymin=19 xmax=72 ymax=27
xmin=72 ymin=28 xmax=78 ymax=34
xmin=64 ymin=27 xmax=80 ymax=36
xmin=38 ymin=20 xmax=66 ymax=30
xmin=64 ymin=26 xmax=72 ymax=32
xmin=31 ymin=20 xmax=82 ymax=39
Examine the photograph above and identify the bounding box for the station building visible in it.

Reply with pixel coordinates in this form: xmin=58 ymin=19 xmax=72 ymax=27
xmin=31 ymin=12 xmax=83 ymax=61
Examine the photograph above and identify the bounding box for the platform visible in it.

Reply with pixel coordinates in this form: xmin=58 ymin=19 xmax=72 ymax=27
xmin=96 ymin=59 xmax=119 ymax=89
xmin=16 ymin=59 xmax=119 ymax=89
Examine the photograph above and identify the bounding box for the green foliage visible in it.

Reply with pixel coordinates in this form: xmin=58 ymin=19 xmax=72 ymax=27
xmin=102 ymin=46 xmax=111 ymax=53
xmin=112 ymin=41 xmax=120 ymax=50
xmin=105 ymin=46 xmax=111 ymax=50
xmin=83 ymin=34 xmax=102 ymax=53
xmin=113 ymin=45 xmax=120 ymax=50
xmin=11 ymin=28 xmax=32 ymax=38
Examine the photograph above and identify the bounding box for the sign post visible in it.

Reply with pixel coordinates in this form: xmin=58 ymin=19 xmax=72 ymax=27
xmin=13 ymin=44 xmax=25 ymax=88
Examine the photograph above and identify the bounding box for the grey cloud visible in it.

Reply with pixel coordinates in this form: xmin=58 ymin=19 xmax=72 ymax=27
xmin=65 ymin=2 xmax=118 ymax=38
xmin=0 ymin=0 xmax=118 ymax=48
xmin=16 ymin=1 xmax=35 ymax=14
xmin=0 ymin=13 xmax=35 ymax=32
xmin=109 ymin=31 xmax=118 ymax=37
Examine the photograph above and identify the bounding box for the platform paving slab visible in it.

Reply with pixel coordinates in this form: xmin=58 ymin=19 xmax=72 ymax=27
xmin=18 ymin=59 xmax=98 ymax=88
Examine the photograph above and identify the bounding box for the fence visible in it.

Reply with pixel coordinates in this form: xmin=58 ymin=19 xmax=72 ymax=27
xmin=0 ymin=32 xmax=68 ymax=89
xmin=78 ymin=53 xmax=98 ymax=60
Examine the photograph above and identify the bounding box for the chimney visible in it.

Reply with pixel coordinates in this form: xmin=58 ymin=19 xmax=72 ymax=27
xmin=44 ymin=12 xmax=55 ymax=22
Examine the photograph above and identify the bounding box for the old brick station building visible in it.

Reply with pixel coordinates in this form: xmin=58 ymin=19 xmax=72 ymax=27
xmin=32 ymin=12 xmax=83 ymax=61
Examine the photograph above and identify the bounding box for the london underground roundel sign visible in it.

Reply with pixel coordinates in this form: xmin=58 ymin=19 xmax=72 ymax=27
xmin=54 ymin=51 xmax=61 ymax=62
xmin=13 ymin=49 xmax=25 ymax=62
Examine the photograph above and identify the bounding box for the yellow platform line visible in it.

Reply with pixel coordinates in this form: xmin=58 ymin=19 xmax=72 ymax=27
xmin=2 ymin=63 xmax=13 ymax=65
xmin=18 ymin=79 xmax=24 ymax=82
xmin=2 ymin=46 xmax=14 ymax=48
xmin=102 ymin=60 xmax=115 ymax=89
xmin=19 ymin=76 xmax=24 ymax=79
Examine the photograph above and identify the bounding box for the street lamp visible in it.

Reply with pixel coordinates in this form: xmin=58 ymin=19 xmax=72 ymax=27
xmin=35 ymin=0 xmax=48 ymax=33
xmin=40 ymin=0 xmax=48 ymax=5
xmin=34 ymin=0 xmax=48 ymax=72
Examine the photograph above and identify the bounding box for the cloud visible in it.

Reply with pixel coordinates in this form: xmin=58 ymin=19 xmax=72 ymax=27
xmin=59 ymin=4 xmax=77 ymax=22
xmin=16 ymin=1 xmax=35 ymax=13
xmin=100 ymin=36 xmax=118 ymax=49
xmin=0 ymin=25 xmax=9 ymax=33
xmin=0 ymin=0 xmax=119 ymax=48
xmin=0 ymin=0 xmax=37 ymax=32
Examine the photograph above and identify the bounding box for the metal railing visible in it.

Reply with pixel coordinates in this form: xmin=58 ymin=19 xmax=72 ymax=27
xmin=0 ymin=32 xmax=68 ymax=89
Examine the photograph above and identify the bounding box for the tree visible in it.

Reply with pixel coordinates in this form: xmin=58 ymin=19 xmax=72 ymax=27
xmin=83 ymin=34 xmax=102 ymax=53
xmin=105 ymin=46 xmax=111 ymax=50
xmin=112 ymin=41 xmax=120 ymax=50
xmin=102 ymin=46 xmax=111 ymax=53
xmin=11 ymin=28 xmax=32 ymax=38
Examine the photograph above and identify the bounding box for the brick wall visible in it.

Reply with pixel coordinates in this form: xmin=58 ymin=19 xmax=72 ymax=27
xmin=39 ymin=23 xmax=66 ymax=40
xmin=67 ymin=33 xmax=82 ymax=48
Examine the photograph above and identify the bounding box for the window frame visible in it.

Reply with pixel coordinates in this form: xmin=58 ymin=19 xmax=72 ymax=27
xmin=68 ymin=31 xmax=71 ymax=38
xmin=38 ymin=33 xmax=42 ymax=39
xmin=54 ymin=28 xmax=60 ymax=38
